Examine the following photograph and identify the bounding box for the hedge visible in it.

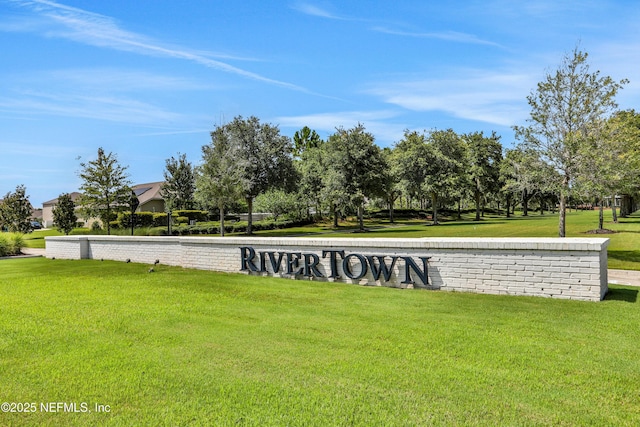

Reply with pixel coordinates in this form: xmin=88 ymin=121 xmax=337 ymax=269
xmin=168 ymin=219 xmax=312 ymax=236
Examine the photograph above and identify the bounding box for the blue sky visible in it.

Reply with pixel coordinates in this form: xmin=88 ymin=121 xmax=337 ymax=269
xmin=1 ymin=0 xmax=639 ymax=206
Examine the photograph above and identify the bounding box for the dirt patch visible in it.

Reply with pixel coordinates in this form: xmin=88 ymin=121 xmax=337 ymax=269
xmin=584 ymin=229 xmax=617 ymax=234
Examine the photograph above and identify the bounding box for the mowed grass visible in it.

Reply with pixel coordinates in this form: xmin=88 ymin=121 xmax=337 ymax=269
xmin=25 ymin=209 xmax=640 ymax=270
xmin=1 ymin=258 xmax=640 ymax=425
xmin=316 ymin=210 xmax=640 ymax=271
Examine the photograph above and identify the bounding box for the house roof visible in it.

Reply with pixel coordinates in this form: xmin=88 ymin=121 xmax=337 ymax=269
xmin=43 ymin=192 xmax=82 ymax=207
xmin=132 ymin=182 xmax=164 ymax=206
xmin=42 ymin=182 xmax=165 ymax=208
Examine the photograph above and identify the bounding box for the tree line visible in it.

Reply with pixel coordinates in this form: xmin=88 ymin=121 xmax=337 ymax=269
xmin=3 ymin=48 xmax=639 ymax=238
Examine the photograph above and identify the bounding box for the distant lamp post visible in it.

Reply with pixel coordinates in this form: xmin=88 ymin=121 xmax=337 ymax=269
xmin=129 ymin=190 xmax=140 ymax=236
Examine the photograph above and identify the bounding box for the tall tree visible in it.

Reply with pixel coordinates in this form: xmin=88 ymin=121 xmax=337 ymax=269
xmin=324 ymin=124 xmax=386 ymax=231
xmin=381 ymin=147 xmax=402 ymax=223
xmin=423 ymin=129 xmax=467 ymax=225
xmin=0 ymin=185 xmax=32 ymax=233
xmin=605 ymin=110 xmax=640 ymax=220
xmin=195 ymin=130 xmax=246 ymax=236
xmin=465 ymin=131 xmax=503 ymax=221
xmin=297 ymin=139 xmax=326 ymax=220
xmin=293 ymin=126 xmax=322 ymax=159
xmin=52 ymin=193 xmax=77 ymax=235
xmin=161 ymin=153 xmax=195 ymax=211
xmin=78 ymin=147 xmax=131 ymax=235
xmin=500 ymin=145 xmax=557 ymax=217
xmin=514 ymin=48 xmax=627 ymax=237
xmin=575 ymin=110 xmax=640 ymax=229
xmin=203 ymin=116 xmax=295 ymax=235
xmin=393 ymin=130 xmax=430 ymax=211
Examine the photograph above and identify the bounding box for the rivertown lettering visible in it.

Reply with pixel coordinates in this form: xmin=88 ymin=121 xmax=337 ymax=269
xmin=239 ymin=246 xmax=431 ymax=285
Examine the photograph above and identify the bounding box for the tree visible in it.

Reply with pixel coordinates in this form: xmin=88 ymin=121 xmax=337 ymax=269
xmin=52 ymin=193 xmax=77 ymax=235
xmin=514 ymin=48 xmax=627 ymax=237
xmin=381 ymin=147 xmax=402 ymax=223
xmin=575 ymin=110 xmax=640 ymax=229
xmin=603 ymin=110 xmax=640 ymax=220
xmin=195 ymin=126 xmax=247 ymax=236
xmin=464 ymin=131 xmax=503 ymax=221
xmin=424 ymin=129 xmax=467 ymax=224
xmin=254 ymin=189 xmax=306 ymax=221
xmin=293 ymin=126 xmax=322 ymax=159
xmin=210 ymin=116 xmax=295 ymax=235
xmin=393 ymin=130 xmax=430 ymax=212
xmin=324 ymin=124 xmax=386 ymax=231
xmin=295 ymin=128 xmax=326 ymax=220
xmin=161 ymin=153 xmax=195 ymax=211
xmin=0 ymin=185 xmax=32 ymax=233
xmin=78 ymin=147 xmax=131 ymax=235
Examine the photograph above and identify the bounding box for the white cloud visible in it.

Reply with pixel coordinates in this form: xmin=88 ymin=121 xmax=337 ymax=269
xmin=365 ymin=70 xmax=536 ymax=127
xmin=291 ymin=2 xmax=346 ymax=20
xmin=276 ymin=110 xmax=406 ymax=145
xmin=373 ymin=27 xmax=503 ymax=48
xmin=5 ymin=0 xmax=309 ymax=92
xmin=0 ymin=90 xmax=186 ymax=125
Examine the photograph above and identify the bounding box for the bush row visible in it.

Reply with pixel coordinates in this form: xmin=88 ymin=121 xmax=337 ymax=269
xmin=111 ymin=210 xmax=211 ymax=229
xmin=168 ymin=219 xmax=312 ymax=235
xmin=69 ymin=218 xmax=312 ymax=236
xmin=368 ymin=209 xmax=429 ymax=219
xmin=153 ymin=218 xmax=309 ymax=236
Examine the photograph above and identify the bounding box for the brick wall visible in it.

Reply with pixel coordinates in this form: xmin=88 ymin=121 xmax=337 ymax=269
xmin=45 ymin=236 xmax=609 ymax=301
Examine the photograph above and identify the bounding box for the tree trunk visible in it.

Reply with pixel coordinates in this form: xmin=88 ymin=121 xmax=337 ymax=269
xmin=246 ymin=197 xmax=253 ymax=235
xmin=598 ymin=200 xmax=604 ymax=230
xmin=389 ymin=198 xmax=395 ymax=224
xmin=358 ymin=203 xmax=365 ymax=231
xmin=522 ymin=189 xmax=529 ymax=216
xmin=333 ymin=203 xmax=338 ymax=228
xmin=219 ymin=204 xmax=225 ymax=237
xmin=431 ymin=192 xmax=439 ymax=225
xmin=558 ymin=176 xmax=568 ymax=238
xmin=506 ymin=196 xmax=511 ymax=218
xmin=105 ymin=206 xmax=111 ymax=235
xmin=474 ymin=188 xmax=481 ymax=221
xmin=611 ymin=194 xmax=618 ymax=223
xmin=457 ymin=198 xmax=462 ymax=220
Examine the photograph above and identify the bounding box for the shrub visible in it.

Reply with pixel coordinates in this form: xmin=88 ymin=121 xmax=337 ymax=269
xmin=9 ymin=233 xmax=24 ymax=255
xmin=152 ymin=213 xmax=170 ymax=227
xmin=70 ymin=228 xmax=93 ymax=236
xmin=0 ymin=233 xmax=24 ymax=256
xmin=173 ymin=210 xmax=208 ymax=222
xmin=147 ymin=227 xmax=168 ymax=236
xmin=0 ymin=234 xmax=8 ymax=257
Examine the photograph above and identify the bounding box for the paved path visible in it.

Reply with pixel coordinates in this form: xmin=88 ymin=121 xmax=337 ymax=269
xmin=608 ymin=269 xmax=640 ymax=287
xmin=20 ymin=248 xmax=46 ymax=257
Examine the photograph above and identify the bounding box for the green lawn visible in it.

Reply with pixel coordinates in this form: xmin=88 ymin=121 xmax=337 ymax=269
xmin=0 ymin=258 xmax=639 ymax=425
xmin=26 ymin=209 xmax=640 ymax=270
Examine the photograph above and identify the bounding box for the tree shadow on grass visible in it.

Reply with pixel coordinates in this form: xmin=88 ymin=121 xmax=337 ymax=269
xmin=608 ymin=250 xmax=640 ymax=264
xmin=605 ymin=287 xmax=638 ymax=303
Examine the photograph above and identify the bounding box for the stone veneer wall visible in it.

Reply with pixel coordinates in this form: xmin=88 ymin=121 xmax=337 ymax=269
xmin=45 ymin=236 xmax=609 ymax=301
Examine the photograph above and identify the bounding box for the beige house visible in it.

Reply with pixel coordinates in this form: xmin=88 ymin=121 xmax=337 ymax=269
xmin=42 ymin=182 xmax=166 ymax=228
xmin=42 ymin=192 xmax=82 ymax=228
xmin=131 ymin=182 xmax=166 ymax=213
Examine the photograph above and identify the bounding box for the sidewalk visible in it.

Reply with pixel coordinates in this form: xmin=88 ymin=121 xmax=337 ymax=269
xmin=19 ymin=248 xmax=46 ymax=257
xmin=608 ymin=269 xmax=640 ymax=287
